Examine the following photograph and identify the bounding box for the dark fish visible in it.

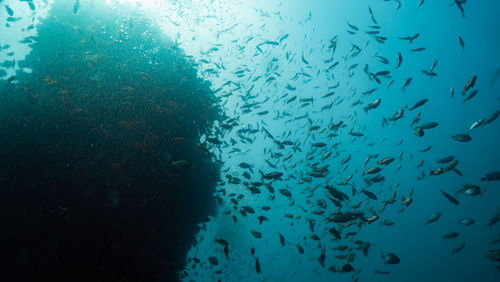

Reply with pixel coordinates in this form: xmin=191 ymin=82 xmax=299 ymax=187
xmin=436 ymin=156 xmax=454 ymax=164
xmin=328 ymin=228 xmax=341 ymax=240
xmin=399 ymin=33 xmax=419 ymax=43
xmin=318 ymin=246 xmax=326 ymax=268
xmin=409 ymin=98 xmax=428 ymax=110
xmin=489 ymin=208 xmax=500 ymax=226
xmin=455 ymin=184 xmax=482 ymax=196
xmin=440 ymin=189 xmax=459 ymax=205
xmin=278 ymin=233 xmax=285 ymax=246
xmin=362 ymin=189 xmax=378 ymax=200
xmin=484 ymin=110 xmax=500 ymax=125
xmin=458 ymin=36 xmax=465 ymax=52
xmin=5 ymin=5 xmax=14 ymax=16
xmin=453 ymin=0 xmax=466 ymax=18
xmin=364 ymin=99 xmax=381 ymax=112
xmin=462 ymin=89 xmax=478 ymax=103
xmin=403 ymin=77 xmax=413 ymax=92
xmin=395 ymin=52 xmax=403 ymax=69
xmin=420 ymin=145 xmax=432 ymax=152
xmin=208 ymin=256 xmax=218 ymax=265
xmin=378 ymin=157 xmax=394 ymax=166
xmin=28 ymin=1 xmax=35 ymax=11
xmin=425 ymin=212 xmax=441 ymax=224
xmin=459 ymin=218 xmax=475 ymax=225
xmin=452 ymin=243 xmax=466 ymax=254
xmin=349 ymin=128 xmax=364 ymax=137
xmin=279 ymin=189 xmax=292 ymax=198
xmin=417 ymin=122 xmax=438 ymax=129
xmin=382 ymin=252 xmax=400 ymax=264
xmin=260 ymin=171 xmax=283 ymax=180
xmin=411 ymin=47 xmax=426 ymax=52
xmin=443 ymin=232 xmax=460 ymax=239
xmin=239 ymin=162 xmax=254 ymax=171
xmin=251 ymin=230 xmax=262 ymax=239
xmin=215 ymin=238 xmax=229 ymax=246
xmin=255 ymin=257 xmax=261 ymax=274
xmin=451 ymin=133 xmax=471 ymax=142
xmin=481 ymin=171 xmax=500 ymax=182
xmin=363 ymin=166 xmax=381 ymax=175
xmin=301 ymin=52 xmax=309 ymax=64
xmin=341 ymin=264 xmax=354 ymax=272
xmin=347 ymin=22 xmax=359 ymax=31
xmin=296 ymin=244 xmax=304 ymax=254
xmin=73 ymin=0 xmax=80 ymax=14
xmin=462 ymin=75 xmax=477 ymax=95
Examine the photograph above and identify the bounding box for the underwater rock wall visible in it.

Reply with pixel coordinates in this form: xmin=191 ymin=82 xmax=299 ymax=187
xmin=0 ymin=2 xmax=220 ymax=282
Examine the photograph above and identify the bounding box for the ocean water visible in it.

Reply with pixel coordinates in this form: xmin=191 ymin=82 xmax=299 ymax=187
xmin=1 ymin=0 xmax=499 ymax=282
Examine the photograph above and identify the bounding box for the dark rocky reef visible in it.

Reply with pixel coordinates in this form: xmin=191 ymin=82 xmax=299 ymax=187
xmin=0 ymin=3 xmax=220 ymax=282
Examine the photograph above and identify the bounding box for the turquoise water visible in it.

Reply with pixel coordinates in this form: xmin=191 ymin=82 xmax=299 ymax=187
xmin=1 ymin=1 xmax=499 ymax=281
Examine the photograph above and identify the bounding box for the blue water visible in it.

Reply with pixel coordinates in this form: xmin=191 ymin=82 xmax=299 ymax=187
xmin=181 ymin=1 xmax=500 ymax=281
xmin=1 ymin=1 xmax=499 ymax=281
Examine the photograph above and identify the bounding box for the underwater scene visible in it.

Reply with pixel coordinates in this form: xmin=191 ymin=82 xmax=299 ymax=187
xmin=0 ymin=0 xmax=499 ymax=281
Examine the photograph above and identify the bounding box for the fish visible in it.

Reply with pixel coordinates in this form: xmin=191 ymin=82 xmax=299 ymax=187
xmin=462 ymin=89 xmax=478 ymax=103
xmin=363 ymin=166 xmax=381 ymax=175
xmin=378 ymin=157 xmax=394 ymax=166
xmin=5 ymin=5 xmax=14 ymax=16
xmin=455 ymin=184 xmax=482 ymax=196
xmin=387 ymin=109 xmax=404 ymax=122
xmin=484 ymin=110 xmax=500 ymax=125
xmin=208 ymin=256 xmax=218 ymax=265
xmin=481 ymin=171 xmax=500 ymax=182
xmin=362 ymin=189 xmax=378 ymax=200
xmin=459 ymin=218 xmax=475 ymax=225
xmin=260 ymin=170 xmax=283 ymax=180
xmin=347 ymin=22 xmax=359 ymax=31
xmin=403 ymin=77 xmax=413 ymax=92
xmin=440 ymin=189 xmax=459 ymax=205
xmin=341 ymin=264 xmax=354 ymax=272
xmin=409 ymin=98 xmax=428 ymax=110
xmin=382 ymin=252 xmax=400 ymax=264
xmin=375 ymin=269 xmax=390 ymax=275
xmin=364 ymin=99 xmax=381 ymax=112
xmin=417 ymin=122 xmax=439 ymax=129
xmin=452 ymin=0 xmax=466 ymax=18
xmin=349 ymin=128 xmax=364 ymax=137
xmin=462 ymin=75 xmax=477 ymax=95
xmin=73 ymin=0 xmax=80 ymax=14
xmin=296 ymin=244 xmax=304 ymax=254
xmin=395 ymin=52 xmax=403 ymax=68
xmin=491 ymin=233 xmax=500 ymax=245
xmin=318 ymin=246 xmax=326 ymax=267
xmin=411 ymin=47 xmax=426 ymax=52
xmin=425 ymin=212 xmax=441 ymax=224
xmin=399 ymin=33 xmax=419 ymax=43
xmin=458 ymin=36 xmax=465 ymax=52
xmin=489 ymin=208 xmax=500 ymax=226
xmin=437 ymin=156 xmax=455 ymax=164
xmin=278 ymin=233 xmax=285 ymax=246
xmin=452 ymin=243 xmax=466 ymax=254
xmin=443 ymin=232 xmax=460 ymax=239
xmin=420 ymin=145 xmax=432 ymax=152
xmin=255 ymin=257 xmax=261 ymax=274
xmin=251 ymin=230 xmax=262 ymax=238
xmin=451 ymin=133 xmax=471 ymax=142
